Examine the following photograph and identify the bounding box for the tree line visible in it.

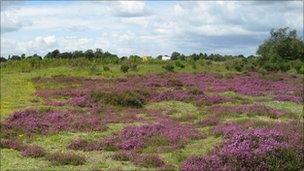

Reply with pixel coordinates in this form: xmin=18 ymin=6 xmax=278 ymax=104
xmin=1 ymin=27 xmax=303 ymax=73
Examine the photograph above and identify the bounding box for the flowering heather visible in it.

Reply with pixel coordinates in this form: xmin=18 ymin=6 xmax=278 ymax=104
xmin=72 ymin=118 xmax=201 ymax=151
xmin=274 ymin=94 xmax=303 ymax=104
xmin=46 ymin=100 xmax=65 ymax=107
xmin=2 ymin=109 xmax=106 ymax=136
xmin=208 ymin=104 xmax=285 ymax=118
xmin=132 ymin=154 xmax=166 ymax=168
xmin=182 ymin=122 xmax=303 ymax=170
xmin=198 ymin=116 xmax=219 ymax=127
xmin=47 ymin=151 xmax=86 ymax=166
xmin=21 ymin=145 xmax=46 ymax=158
xmin=0 ymin=138 xmax=23 ymax=150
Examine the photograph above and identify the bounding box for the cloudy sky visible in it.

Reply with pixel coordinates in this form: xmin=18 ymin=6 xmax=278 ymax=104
xmin=1 ymin=1 xmax=303 ymax=57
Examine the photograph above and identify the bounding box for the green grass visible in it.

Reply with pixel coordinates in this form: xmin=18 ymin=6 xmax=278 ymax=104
xmin=262 ymin=101 xmax=303 ymax=117
xmin=0 ymin=73 xmax=36 ymax=120
xmin=31 ymin=123 xmax=124 ymax=151
xmin=145 ymin=101 xmax=203 ymax=121
xmin=0 ymin=149 xmax=142 ymax=171
xmin=160 ymin=136 xmax=222 ymax=167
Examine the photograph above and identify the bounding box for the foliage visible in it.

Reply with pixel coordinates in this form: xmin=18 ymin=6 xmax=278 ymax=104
xmin=120 ymin=64 xmax=130 ymax=73
xmin=46 ymin=151 xmax=86 ymax=165
xmin=162 ymin=63 xmax=175 ymax=72
xmin=21 ymin=145 xmax=46 ymax=158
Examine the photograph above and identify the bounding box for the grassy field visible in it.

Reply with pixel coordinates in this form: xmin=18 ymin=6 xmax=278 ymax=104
xmin=0 ymin=61 xmax=303 ymax=170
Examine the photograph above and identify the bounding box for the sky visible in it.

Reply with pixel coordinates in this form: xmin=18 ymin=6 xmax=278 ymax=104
xmin=1 ymin=0 xmax=303 ymax=57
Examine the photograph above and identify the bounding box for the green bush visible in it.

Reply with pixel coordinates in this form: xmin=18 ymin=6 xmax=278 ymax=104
xmin=162 ymin=63 xmax=174 ymax=72
xmin=103 ymin=65 xmax=110 ymax=71
xmin=120 ymin=64 xmax=129 ymax=73
xmin=129 ymin=62 xmax=138 ymax=71
xmin=175 ymin=61 xmax=185 ymax=68
xmin=91 ymin=91 xmax=146 ymax=108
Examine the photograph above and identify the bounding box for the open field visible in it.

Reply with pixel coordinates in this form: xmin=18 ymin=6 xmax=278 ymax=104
xmin=1 ymin=61 xmax=303 ymax=170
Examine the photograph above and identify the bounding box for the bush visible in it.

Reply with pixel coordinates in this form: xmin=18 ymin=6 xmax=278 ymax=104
xmin=91 ymin=91 xmax=146 ymax=108
xmin=133 ymin=154 xmax=165 ymax=168
xmin=129 ymin=63 xmax=138 ymax=71
xmin=120 ymin=64 xmax=129 ymax=73
xmin=67 ymin=139 xmax=89 ymax=151
xmin=0 ymin=138 xmax=23 ymax=150
xmin=162 ymin=63 xmax=174 ymax=72
xmin=175 ymin=61 xmax=185 ymax=68
xmin=103 ymin=65 xmax=110 ymax=71
xmin=112 ymin=152 xmax=130 ymax=161
xmin=47 ymin=151 xmax=86 ymax=165
xmin=89 ymin=64 xmax=101 ymax=75
xmin=21 ymin=145 xmax=46 ymax=158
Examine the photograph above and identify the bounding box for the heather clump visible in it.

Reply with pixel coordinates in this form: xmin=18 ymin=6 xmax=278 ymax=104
xmin=133 ymin=154 xmax=166 ymax=168
xmin=47 ymin=151 xmax=86 ymax=165
xmin=0 ymin=138 xmax=23 ymax=150
xmin=198 ymin=116 xmax=219 ymax=127
xmin=21 ymin=145 xmax=46 ymax=158
xmin=274 ymin=94 xmax=302 ymax=104
xmin=2 ymin=109 xmax=105 ymax=136
xmin=182 ymin=122 xmax=303 ymax=170
xmin=78 ymin=118 xmax=201 ymax=152
xmin=67 ymin=139 xmax=90 ymax=151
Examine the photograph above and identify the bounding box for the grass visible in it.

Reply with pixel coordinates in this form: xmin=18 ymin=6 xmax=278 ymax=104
xmin=145 ymin=101 xmax=202 ymax=121
xmin=0 ymin=149 xmax=142 ymax=171
xmin=160 ymin=136 xmax=222 ymax=167
xmin=1 ymin=61 xmax=302 ymax=170
xmin=0 ymin=73 xmax=36 ymax=120
xmin=31 ymin=123 xmax=124 ymax=151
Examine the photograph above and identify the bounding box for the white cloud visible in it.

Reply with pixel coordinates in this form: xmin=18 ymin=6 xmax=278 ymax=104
xmin=110 ymin=1 xmax=150 ymax=17
xmin=1 ymin=10 xmax=31 ymax=33
xmin=0 ymin=1 xmax=303 ymax=57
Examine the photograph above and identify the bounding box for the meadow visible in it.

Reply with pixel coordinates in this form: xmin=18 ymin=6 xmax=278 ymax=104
xmin=0 ymin=58 xmax=303 ymax=170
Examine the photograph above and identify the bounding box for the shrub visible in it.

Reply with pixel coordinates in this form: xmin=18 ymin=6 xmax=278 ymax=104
xmin=112 ymin=151 xmax=130 ymax=161
xmin=162 ymin=63 xmax=174 ymax=72
xmin=182 ymin=122 xmax=303 ymax=170
xmin=0 ymin=138 xmax=23 ymax=150
xmin=129 ymin=63 xmax=138 ymax=71
xmin=103 ymin=65 xmax=110 ymax=71
xmin=67 ymin=139 xmax=89 ymax=151
xmin=175 ymin=61 xmax=185 ymax=68
xmin=89 ymin=64 xmax=101 ymax=75
xmin=133 ymin=154 xmax=165 ymax=168
xmin=198 ymin=116 xmax=219 ymax=127
xmin=91 ymin=91 xmax=146 ymax=108
xmin=21 ymin=145 xmax=46 ymax=158
xmin=120 ymin=64 xmax=129 ymax=73
xmin=47 ymin=151 xmax=86 ymax=165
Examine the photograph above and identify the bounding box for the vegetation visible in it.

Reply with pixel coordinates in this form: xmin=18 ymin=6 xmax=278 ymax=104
xmin=1 ymin=27 xmax=303 ymax=170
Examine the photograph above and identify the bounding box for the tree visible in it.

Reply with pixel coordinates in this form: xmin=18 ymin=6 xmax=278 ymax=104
xmin=84 ymin=49 xmax=94 ymax=59
xmin=156 ymin=55 xmax=162 ymax=60
xmin=257 ymin=27 xmax=304 ymax=62
xmin=0 ymin=57 xmax=7 ymax=63
xmin=10 ymin=55 xmax=21 ymax=60
xmin=171 ymin=52 xmax=180 ymax=60
xmin=45 ymin=49 xmax=60 ymax=58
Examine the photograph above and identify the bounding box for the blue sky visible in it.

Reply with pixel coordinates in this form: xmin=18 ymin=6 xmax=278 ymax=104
xmin=1 ymin=1 xmax=303 ymax=57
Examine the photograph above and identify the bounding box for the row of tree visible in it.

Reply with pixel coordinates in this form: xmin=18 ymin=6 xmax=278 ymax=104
xmin=1 ymin=27 xmax=303 ymax=72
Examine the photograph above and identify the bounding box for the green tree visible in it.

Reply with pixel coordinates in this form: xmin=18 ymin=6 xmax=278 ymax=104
xmin=257 ymin=27 xmax=304 ymax=62
xmin=171 ymin=51 xmax=180 ymax=60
